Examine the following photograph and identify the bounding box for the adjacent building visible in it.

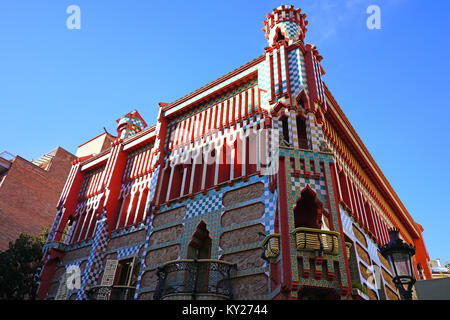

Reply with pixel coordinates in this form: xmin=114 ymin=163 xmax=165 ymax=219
xmin=429 ymin=259 xmax=450 ymax=279
xmin=37 ymin=5 xmax=431 ymax=300
xmin=0 ymin=147 xmax=76 ymax=250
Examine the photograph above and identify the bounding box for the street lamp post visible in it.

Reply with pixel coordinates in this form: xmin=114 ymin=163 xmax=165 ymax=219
xmin=380 ymin=228 xmax=416 ymax=300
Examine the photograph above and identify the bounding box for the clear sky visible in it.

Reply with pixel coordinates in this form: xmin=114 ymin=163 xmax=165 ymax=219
xmin=0 ymin=1 xmax=449 ymax=265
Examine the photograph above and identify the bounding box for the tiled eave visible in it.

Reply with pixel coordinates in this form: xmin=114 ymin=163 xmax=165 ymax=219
xmin=162 ymin=55 xmax=265 ymax=118
xmin=324 ymin=83 xmax=420 ymax=239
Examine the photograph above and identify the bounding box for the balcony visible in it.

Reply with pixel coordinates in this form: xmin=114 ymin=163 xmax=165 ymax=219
xmin=44 ymin=241 xmax=69 ymax=252
xmin=292 ymin=227 xmax=340 ymax=255
xmin=261 ymin=234 xmax=281 ymax=263
xmin=154 ymin=259 xmax=237 ymax=300
xmin=86 ymin=285 xmax=136 ymax=300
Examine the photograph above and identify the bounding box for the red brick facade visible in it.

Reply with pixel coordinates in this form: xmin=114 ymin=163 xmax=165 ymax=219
xmin=0 ymin=147 xmax=76 ymax=250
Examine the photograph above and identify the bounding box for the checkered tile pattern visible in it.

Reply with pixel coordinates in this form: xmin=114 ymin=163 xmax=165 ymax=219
xmin=288 ymin=49 xmax=301 ymax=97
xmin=134 ymin=212 xmax=156 ymax=299
xmin=117 ymin=244 xmax=142 ymax=260
xmin=289 ymin=112 xmax=299 ymax=149
xmin=290 ymin=175 xmax=327 ymax=195
xmin=307 ymin=113 xmax=325 ymax=152
xmin=119 ymin=116 xmax=146 ymax=140
xmin=267 ymin=21 xmax=302 ymax=45
xmin=284 ymin=21 xmax=301 ymax=40
xmin=131 ymin=117 xmax=145 ymax=129
xmin=258 ymin=55 xmax=271 ymax=111
xmin=262 ymin=187 xmax=278 ymax=234
xmin=147 ymin=166 xmax=160 ymax=206
xmin=76 ymin=213 xmax=110 ymax=300
xmin=288 ymin=48 xmax=307 ymax=98
xmin=45 ymin=208 xmax=64 ymax=248
xmin=186 ymin=192 xmax=223 ymax=219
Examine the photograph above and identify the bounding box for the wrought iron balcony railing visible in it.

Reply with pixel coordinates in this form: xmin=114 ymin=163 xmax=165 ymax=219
xmin=292 ymin=227 xmax=340 ymax=255
xmin=86 ymin=285 xmax=136 ymax=300
xmin=154 ymin=259 xmax=237 ymax=300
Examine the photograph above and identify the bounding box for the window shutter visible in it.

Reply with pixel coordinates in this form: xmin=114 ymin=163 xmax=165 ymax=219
xmin=95 ymin=259 xmax=119 ymax=300
xmin=55 ymin=272 xmax=70 ymax=300
xmin=126 ymin=255 xmax=139 ymax=286
xmin=101 ymin=259 xmax=118 ymax=286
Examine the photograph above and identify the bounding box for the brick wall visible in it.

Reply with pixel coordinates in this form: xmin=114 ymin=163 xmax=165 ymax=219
xmin=0 ymin=147 xmax=76 ymax=250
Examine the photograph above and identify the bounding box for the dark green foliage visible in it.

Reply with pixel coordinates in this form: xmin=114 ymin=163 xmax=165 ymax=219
xmin=0 ymin=226 xmax=49 ymax=300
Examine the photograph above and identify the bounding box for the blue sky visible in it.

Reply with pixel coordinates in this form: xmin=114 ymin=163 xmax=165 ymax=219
xmin=0 ymin=1 xmax=449 ymax=265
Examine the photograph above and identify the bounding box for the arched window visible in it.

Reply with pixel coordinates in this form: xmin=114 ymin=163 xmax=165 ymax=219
xmin=187 ymin=221 xmax=211 ymax=260
xmin=274 ymin=28 xmax=285 ymax=43
xmin=296 ymin=116 xmax=308 ymax=149
xmin=281 ymin=116 xmax=290 ymax=145
xmin=186 ymin=222 xmax=212 ymax=293
xmin=294 ymin=187 xmax=323 ymax=229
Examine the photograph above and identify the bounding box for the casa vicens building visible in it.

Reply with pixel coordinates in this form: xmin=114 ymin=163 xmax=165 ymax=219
xmin=37 ymin=5 xmax=431 ymax=301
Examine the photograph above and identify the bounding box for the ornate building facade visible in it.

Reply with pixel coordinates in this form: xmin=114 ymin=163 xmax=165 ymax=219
xmin=37 ymin=5 xmax=431 ymax=300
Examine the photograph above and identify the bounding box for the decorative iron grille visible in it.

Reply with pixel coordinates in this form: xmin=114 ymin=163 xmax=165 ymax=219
xmin=154 ymin=259 xmax=237 ymax=300
xmin=86 ymin=285 xmax=136 ymax=300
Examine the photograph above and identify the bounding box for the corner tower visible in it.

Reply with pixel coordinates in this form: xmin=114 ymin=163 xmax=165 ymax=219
xmin=263 ymin=5 xmax=308 ymax=46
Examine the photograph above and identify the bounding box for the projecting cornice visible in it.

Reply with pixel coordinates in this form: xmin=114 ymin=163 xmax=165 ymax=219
xmin=323 ymin=83 xmax=420 ymax=239
xmin=161 ymin=55 xmax=265 ymax=118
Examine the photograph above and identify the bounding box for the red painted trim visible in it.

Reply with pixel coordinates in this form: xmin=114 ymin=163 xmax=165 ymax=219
xmin=277 ymin=49 xmax=283 ymax=96
xmin=277 ymin=157 xmax=293 ymax=296
xmin=251 ymin=87 xmax=255 ymax=116
xmin=304 ymin=44 xmax=319 ymax=112
xmin=37 ymin=250 xmax=64 ymax=299
xmin=283 ymin=45 xmax=292 ymax=98
xmin=329 ymin=163 xmax=353 ymax=294
xmin=269 ymin=53 xmax=275 ymax=101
